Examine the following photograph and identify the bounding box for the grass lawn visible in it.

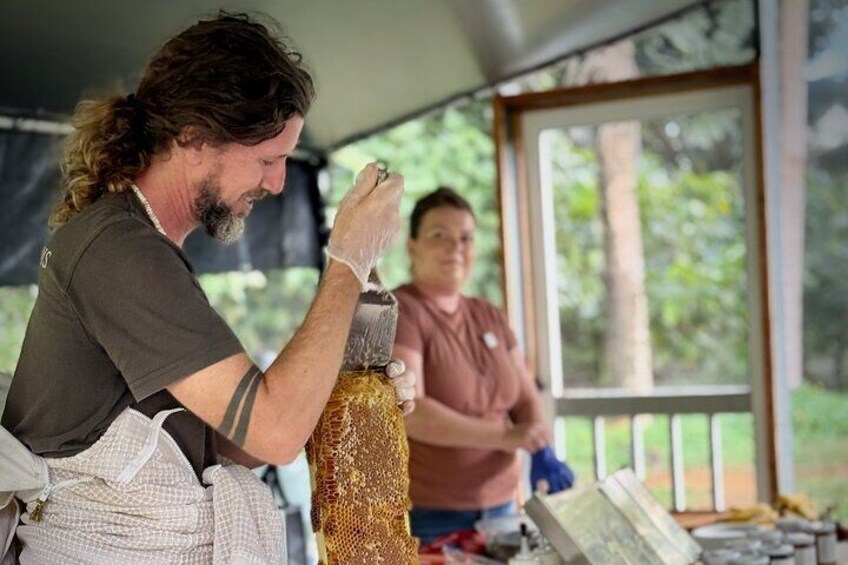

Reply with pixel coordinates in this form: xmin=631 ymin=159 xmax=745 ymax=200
xmin=557 ymin=382 xmax=848 ymax=521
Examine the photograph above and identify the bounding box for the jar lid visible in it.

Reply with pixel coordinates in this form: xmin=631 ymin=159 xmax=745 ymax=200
xmin=776 ymin=517 xmax=809 ymax=533
xmin=786 ymin=532 xmax=815 ymax=546
xmin=703 ymin=548 xmax=741 ymax=564
xmin=811 ymin=520 xmax=837 ymax=534
xmin=763 ymin=543 xmax=795 ymax=557
xmin=728 ymin=555 xmax=769 ymax=565
xmin=724 ymin=538 xmax=762 ymax=551
xmin=747 ymin=529 xmax=783 ymax=542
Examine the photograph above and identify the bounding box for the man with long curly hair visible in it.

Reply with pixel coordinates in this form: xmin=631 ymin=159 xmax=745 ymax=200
xmin=1 ymin=12 xmax=414 ymax=563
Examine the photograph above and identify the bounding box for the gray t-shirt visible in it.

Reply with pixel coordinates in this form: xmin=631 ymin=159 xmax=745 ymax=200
xmin=2 ymin=191 xmax=244 ymax=479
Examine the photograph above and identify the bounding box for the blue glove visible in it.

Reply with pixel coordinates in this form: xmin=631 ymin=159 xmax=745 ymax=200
xmin=531 ymin=447 xmax=575 ymax=494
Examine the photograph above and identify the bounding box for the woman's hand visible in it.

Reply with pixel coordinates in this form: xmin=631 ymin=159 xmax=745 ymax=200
xmin=501 ymin=421 xmax=548 ymax=453
xmin=386 ymin=359 xmax=416 ymax=415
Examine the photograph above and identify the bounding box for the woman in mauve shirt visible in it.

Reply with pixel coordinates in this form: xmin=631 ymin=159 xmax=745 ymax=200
xmin=392 ymin=187 xmax=574 ymax=544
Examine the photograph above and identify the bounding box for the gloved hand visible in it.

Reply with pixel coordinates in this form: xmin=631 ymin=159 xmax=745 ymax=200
xmin=531 ymin=446 xmax=575 ymax=494
xmin=326 ymin=163 xmax=403 ymax=289
xmin=386 ymin=359 xmax=416 ymax=415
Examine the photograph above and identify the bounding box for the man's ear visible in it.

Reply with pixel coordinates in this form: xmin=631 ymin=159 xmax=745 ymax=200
xmin=174 ymin=125 xmax=210 ymax=166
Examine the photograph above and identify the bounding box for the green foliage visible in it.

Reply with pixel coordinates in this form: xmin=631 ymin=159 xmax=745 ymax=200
xmin=546 ymin=112 xmax=750 ymax=387
xmin=804 ymin=167 xmax=848 ymax=388
xmin=561 ymin=412 xmax=756 ymax=509
xmin=560 ymin=383 xmax=848 ymax=517
xmin=328 ymin=103 xmax=503 ymax=305
xmin=199 ymin=268 xmax=319 ymax=364
xmin=793 ymin=381 xmax=848 ymax=441
xmin=635 ymin=0 xmax=755 ymax=74
xmin=0 ymin=286 xmax=38 ymax=374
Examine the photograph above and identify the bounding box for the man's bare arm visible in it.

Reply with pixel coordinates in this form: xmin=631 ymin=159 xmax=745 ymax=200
xmin=169 ymin=259 xmax=361 ymax=464
xmin=216 ymin=431 xmax=267 ymax=468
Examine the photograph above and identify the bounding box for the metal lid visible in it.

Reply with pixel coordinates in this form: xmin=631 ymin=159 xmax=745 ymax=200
xmin=786 ymin=532 xmax=816 ymax=546
xmin=811 ymin=520 xmax=837 ymax=534
xmin=728 ymin=555 xmax=769 ymax=565
xmin=763 ymin=543 xmax=795 ymax=557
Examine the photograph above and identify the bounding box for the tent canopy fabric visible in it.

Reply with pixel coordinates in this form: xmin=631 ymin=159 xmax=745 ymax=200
xmin=1 ymin=0 xmax=697 ymax=156
xmin=0 ymin=127 xmax=327 ymax=286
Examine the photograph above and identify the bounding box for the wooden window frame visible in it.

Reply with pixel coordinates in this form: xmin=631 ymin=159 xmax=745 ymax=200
xmin=492 ymin=63 xmax=778 ymax=502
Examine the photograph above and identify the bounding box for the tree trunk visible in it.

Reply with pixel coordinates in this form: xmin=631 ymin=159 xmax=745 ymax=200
xmin=583 ymin=41 xmax=654 ymax=392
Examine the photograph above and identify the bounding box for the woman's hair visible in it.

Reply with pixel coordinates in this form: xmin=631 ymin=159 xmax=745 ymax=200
xmin=409 ymin=186 xmax=476 ymax=239
xmin=51 ymin=11 xmax=315 ymax=228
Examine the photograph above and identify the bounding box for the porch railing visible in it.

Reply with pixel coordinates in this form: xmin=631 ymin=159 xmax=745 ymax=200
xmin=553 ymin=385 xmax=751 ymax=512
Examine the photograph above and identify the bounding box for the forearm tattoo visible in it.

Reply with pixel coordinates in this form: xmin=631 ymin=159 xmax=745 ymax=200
xmin=218 ymin=364 xmax=263 ymax=446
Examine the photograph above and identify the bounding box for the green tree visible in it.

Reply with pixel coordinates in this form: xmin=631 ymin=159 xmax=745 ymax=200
xmin=199 ymin=268 xmax=319 ymax=365
xmin=329 ymin=104 xmax=502 ymax=305
xmin=0 ymin=286 xmax=38 ymax=374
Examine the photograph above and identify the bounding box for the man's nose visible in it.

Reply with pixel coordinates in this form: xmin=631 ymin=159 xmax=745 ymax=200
xmin=262 ymin=163 xmax=287 ymax=195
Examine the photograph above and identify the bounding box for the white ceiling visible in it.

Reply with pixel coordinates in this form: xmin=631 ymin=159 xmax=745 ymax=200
xmin=0 ymin=0 xmax=698 ymax=154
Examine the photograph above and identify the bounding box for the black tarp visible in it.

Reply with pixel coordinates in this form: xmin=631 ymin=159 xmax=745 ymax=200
xmin=0 ymin=129 xmax=326 ymax=286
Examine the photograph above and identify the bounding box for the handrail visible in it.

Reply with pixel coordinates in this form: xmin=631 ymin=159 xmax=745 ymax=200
xmin=556 ymin=385 xmax=751 ymax=416
xmin=553 ymin=385 xmax=752 ymax=511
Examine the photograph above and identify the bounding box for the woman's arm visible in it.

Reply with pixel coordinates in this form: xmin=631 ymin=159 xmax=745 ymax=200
xmin=507 ymin=346 xmax=551 ymax=448
xmin=392 ymin=344 xmax=545 ymax=451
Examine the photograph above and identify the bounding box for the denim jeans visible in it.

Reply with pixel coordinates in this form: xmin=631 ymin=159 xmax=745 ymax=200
xmin=410 ymin=501 xmax=517 ymax=544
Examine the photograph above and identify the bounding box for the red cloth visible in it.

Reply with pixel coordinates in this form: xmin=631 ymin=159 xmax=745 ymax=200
xmin=418 ymin=529 xmax=487 ymax=556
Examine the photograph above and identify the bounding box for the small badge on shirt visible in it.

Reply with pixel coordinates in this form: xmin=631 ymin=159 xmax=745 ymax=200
xmin=482 ymin=331 xmax=499 ymax=349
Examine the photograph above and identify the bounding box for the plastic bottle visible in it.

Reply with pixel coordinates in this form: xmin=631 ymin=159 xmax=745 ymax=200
xmin=533 ymin=535 xmax=562 ymax=565
xmin=508 ymin=524 xmax=541 ymax=565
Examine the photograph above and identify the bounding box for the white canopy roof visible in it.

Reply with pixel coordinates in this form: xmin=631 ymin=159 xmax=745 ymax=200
xmin=0 ymin=0 xmax=697 ymax=154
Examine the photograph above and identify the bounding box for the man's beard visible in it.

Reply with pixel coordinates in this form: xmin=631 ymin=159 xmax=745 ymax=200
xmin=193 ymin=174 xmax=246 ymax=244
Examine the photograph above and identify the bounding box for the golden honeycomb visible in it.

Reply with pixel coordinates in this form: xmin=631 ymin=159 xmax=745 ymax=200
xmin=306 ymin=370 xmax=419 ymax=564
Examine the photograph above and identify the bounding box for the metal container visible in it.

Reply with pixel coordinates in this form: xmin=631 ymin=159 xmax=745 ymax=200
xmin=810 ymin=521 xmax=837 ymax=564
xmin=728 ymin=554 xmax=770 ymax=565
xmin=762 ymin=543 xmax=795 ymax=565
xmin=786 ymin=532 xmax=817 ymax=565
xmin=725 ymin=538 xmax=763 ymax=553
xmin=748 ymin=529 xmax=784 ymax=545
xmin=703 ymin=549 xmax=742 ymax=565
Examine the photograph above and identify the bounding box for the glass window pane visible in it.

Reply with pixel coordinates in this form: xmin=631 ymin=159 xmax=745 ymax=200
xmin=542 ymin=108 xmax=749 ymax=390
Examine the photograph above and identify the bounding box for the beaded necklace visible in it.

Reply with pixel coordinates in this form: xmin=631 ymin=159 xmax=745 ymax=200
xmin=130 ymin=184 xmax=167 ymax=237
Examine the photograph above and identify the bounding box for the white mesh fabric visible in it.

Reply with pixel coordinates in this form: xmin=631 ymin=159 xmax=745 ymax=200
xmin=15 ymin=408 xmax=284 ymax=564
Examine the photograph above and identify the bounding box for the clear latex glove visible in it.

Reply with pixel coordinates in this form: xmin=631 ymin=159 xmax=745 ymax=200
xmin=326 ymin=163 xmax=403 ymax=289
xmin=386 ymin=359 xmax=416 ymax=416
